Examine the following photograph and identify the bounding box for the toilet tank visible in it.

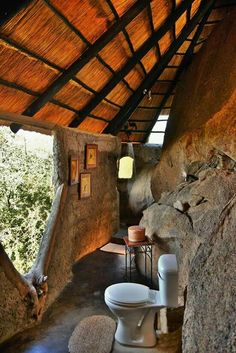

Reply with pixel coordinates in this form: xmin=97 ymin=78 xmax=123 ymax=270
xmin=158 ymin=254 xmax=178 ymax=307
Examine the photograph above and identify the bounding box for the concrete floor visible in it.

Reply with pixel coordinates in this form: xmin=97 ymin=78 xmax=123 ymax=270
xmin=0 ymin=249 xmax=181 ymax=353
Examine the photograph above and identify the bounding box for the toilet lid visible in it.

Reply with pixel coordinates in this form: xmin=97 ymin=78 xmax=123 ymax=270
xmin=105 ymin=283 xmax=150 ymax=306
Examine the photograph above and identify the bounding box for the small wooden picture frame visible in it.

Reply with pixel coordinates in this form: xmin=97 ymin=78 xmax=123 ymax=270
xmin=69 ymin=156 xmax=79 ymax=185
xmin=85 ymin=144 xmax=98 ymax=169
xmin=80 ymin=173 xmax=91 ymax=198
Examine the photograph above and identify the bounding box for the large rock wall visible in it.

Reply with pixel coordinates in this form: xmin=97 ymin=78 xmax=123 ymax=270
xmin=183 ymin=194 xmax=236 ymax=353
xmin=152 ymin=9 xmax=236 ymax=200
xmin=0 ymin=125 xmax=120 ymax=343
xmin=139 ymin=169 xmax=236 ymax=351
xmin=141 ymin=169 xmax=236 ymax=288
xmin=139 ymin=10 xmax=236 ymax=353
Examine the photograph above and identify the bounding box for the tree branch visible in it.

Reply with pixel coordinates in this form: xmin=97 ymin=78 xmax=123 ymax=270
xmin=0 ymin=183 xmax=67 ymax=319
xmin=0 ymin=241 xmax=39 ymax=315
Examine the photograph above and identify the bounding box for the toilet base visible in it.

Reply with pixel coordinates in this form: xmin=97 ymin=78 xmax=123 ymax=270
xmin=115 ymin=330 xmax=157 ymax=348
xmin=114 ymin=309 xmax=157 ymax=348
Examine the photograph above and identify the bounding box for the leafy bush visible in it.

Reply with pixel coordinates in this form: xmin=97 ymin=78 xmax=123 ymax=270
xmin=0 ymin=127 xmax=54 ymax=273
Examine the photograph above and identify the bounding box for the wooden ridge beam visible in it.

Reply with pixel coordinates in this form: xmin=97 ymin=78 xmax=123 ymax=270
xmin=142 ymin=4 xmax=214 ymax=143
xmin=103 ymin=0 xmax=215 ymax=135
xmin=69 ymin=0 xmax=195 ymax=128
xmin=10 ymin=0 xmax=150 ymax=133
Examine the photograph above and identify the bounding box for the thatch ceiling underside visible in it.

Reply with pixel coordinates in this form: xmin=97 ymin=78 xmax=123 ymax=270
xmin=0 ymin=0 xmax=234 ymax=142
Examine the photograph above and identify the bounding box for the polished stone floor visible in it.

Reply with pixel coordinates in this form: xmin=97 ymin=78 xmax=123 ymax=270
xmin=0 ymin=248 xmax=181 ymax=353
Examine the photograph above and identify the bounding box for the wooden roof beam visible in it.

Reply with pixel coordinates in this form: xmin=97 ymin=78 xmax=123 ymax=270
xmin=137 ymin=106 xmax=171 ymax=110
xmin=69 ymin=0 xmax=195 ymax=128
xmin=171 ymin=0 xmax=176 ymax=41
xmin=128 ymin=120 xmax=152 ymax=123
xmin=44 ymin=0 xmax=135 ymax=94
xmin=147 ymin=3 xmax=162 ymax=60
xmin=142 ymin=4 xmax=214 ymax=143
xmin=129 ymin=119 xmax=168 ymax=122
xmin=105 ymin=0 xmax=147 ymax=76
xmin=103 ymin=0 xmax=215 ymax=135
xmin=0 ymin=35 xmax=121 ymax=110
xmin=186 ymin=3 xmax=192 ymax=23
xmin=213 ymin=2 xmax=236 ymax=9
xmin=10 ymin=0 xmax=150 ymax=133
xmin=0 ymin=77 xmax=111 ymax=124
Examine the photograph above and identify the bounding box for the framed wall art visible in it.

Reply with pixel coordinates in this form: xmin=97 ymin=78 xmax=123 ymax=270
xmin=85 ymin=144 xmax=98 ymax=169
xmin=80 ymin=173 xmax=91 ymax=198
xmin=69 ymin=155 xmax=79 ymax=185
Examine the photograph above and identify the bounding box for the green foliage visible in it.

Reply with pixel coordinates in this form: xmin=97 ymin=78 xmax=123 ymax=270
xmin=0 ymin=127 xmax=54 ymax=274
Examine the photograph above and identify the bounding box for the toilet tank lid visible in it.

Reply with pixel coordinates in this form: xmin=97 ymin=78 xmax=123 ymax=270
xmin=158 ymin=254 xmax=178 ymax=274
xmin=105 ymin=283 xmax=150 ymax=304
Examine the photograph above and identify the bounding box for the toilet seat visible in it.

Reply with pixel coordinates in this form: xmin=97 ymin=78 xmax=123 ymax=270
xmin=105 ymin=283 xmax=150 ymax=307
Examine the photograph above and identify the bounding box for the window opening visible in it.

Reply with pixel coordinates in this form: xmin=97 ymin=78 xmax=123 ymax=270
xmin=118 ymin=156 xmax=134 ymax=179
xmin=0 ymin=126 xmax=54 ymax=273
xmin=147 ymin=115 xmax=169 ymax=145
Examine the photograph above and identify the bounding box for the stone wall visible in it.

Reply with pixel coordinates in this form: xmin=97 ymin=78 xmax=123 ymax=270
xmin=0 ymin=125 xmax=120 ymax=344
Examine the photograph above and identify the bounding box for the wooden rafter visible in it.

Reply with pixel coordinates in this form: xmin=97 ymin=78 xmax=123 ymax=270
xmin=142 ymin=4 xmax=214 ymax=143
xmin=87 ymin=113 xmax=109 ymax=123
xmin=129 ymin=119 xmax=168 ymax=122
xmin=205 ymin=20 xmax=221 ymax=25
xmin=0 ymin=35 xmax=123 ymax=111
xmin=9 ymin=0 xmax=150 ymax=133
xmin=69 ymin=0 xmax=195 ymax=128
xmin=147 ymin=3 xmax=161 ymax=60
xmin=43 ymin=0 xmax=135 ymax=93
xmin=104 ymin=0 xmax=147 ymax=77
xmin=137 ymin=106 xmax=171 ymax=109
xmin=0 ymin=77 xmax=113 ymax=125
xmin=103 ymin=0 xmax=216 ymax=135
xmin=171 ymin=0 xmax=176 ymax=41
xmin=186 ymin=3 xmax=192 ymax=23
xmin=213 ymin=2 xmax=236 ymax=9
xmin=121 ymin=130 xmax=166 ymax=133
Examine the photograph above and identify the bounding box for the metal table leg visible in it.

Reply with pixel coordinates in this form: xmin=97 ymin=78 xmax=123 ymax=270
xmin=144 ymin=246 xmax=147 ymax=279
xmin=129 ymin=248 xmax=132 ymax=281
xmin=150 ymin=245 xmax=153 ymax=287
xmin=125 ymin=245 xmax=127 ymax=281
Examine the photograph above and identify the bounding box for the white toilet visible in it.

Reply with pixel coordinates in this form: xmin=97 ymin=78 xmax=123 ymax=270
xmin=104 ymin=254 xmax=178 ymax=347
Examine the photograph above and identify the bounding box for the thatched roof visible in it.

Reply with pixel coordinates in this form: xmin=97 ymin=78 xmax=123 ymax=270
xmin=0 ymin=0 xmax=234 ymax=142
